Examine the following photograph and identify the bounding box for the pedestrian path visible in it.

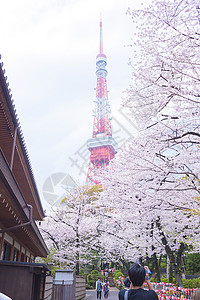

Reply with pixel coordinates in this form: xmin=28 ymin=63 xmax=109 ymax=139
xmin=86 ymin=288 xmax=119 ymax=300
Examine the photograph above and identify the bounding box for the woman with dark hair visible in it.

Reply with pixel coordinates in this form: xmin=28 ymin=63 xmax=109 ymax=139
xmin=103 ymin=279 xmax=110 ymax=299
xmin=118 ymin=263 xmax=158 ymax=300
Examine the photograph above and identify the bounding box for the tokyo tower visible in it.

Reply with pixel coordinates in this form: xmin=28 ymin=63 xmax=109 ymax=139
xmin=86 ymin=17 xmax=118 ymax=185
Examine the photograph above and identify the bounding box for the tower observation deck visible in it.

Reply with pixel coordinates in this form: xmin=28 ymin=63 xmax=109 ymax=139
xmin=86 ymin=18 xmax=118 ymax=185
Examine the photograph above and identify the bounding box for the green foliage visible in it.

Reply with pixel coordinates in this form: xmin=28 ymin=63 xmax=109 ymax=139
xmin=114 ymin=271 xmax=124 ymax=290
xmin=160 ymin=278 xmax=176 ymax=284
xmin=150 ymin=276 xmax=156 ymax=283
xmin=91 ymin=270 xmax=99 ymax=275
xmin=86 ymin=184 xmax=103 ymax=195
xmin=36 ymin=248 xmax=61 ymax=277
xmin=87 ymin=270 xmax=103 ymax=289
xmin=51 ymin=265 xmax=61 ymax=277
xmin=113 ymin=269 xmax=122 ymax=277
xmin=85 ymin=184 xmax=103 ymax=202
xmin=182 ymin=278 xmax=200 ymax=289
xmin=114 ymin=271 xmax=124 ymax=283
xmin=79 ymin=268 xmax=85 ymax=276
xmin=114 ymin=271 xmax=123 ymax=278
xmin=160 ymin=277 xmax=200 ymax=288
xmin=160 ymin=257 xmax=167 ymax=269
xmin=184 ymin=253 xmax=200 ymax=274
xmin=86 ymin=283 xmax=93 ymax=289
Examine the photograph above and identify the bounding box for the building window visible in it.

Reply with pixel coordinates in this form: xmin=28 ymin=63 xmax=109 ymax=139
xmin=13 ymin=248 xmax=19 ymax=261
xmin=20 ymin=253 xmax=25 ymax=262
xmin=2 ymin=241 xmax=11 ymax=261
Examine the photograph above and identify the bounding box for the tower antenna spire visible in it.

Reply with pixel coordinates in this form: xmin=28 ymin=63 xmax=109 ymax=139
xmin=99 ymin=13 xmax=103 ymax=54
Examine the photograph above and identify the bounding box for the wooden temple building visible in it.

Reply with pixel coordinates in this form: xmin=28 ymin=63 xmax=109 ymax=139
xmin=0 ymin=55 xmax=51 ymax=299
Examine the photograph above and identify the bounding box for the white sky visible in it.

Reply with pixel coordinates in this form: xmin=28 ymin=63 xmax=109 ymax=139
xmin=0 ymin=0 xmax=147 ymax=208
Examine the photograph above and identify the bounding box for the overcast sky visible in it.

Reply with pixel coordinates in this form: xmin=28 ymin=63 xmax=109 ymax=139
xmin=0 ymin=0 xmax=148 ymax=208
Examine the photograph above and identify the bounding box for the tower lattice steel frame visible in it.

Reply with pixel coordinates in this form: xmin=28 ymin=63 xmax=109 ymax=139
xmin=86 ymin=18 xmax=118 ymax=185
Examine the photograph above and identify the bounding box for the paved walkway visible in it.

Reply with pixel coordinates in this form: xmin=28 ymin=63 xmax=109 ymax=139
xmin=86 ymin=288 xmax=119 ymax=300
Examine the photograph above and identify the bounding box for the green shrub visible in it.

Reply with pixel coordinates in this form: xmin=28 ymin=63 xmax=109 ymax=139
xmin=79 ymin=268 xmax=85 ymax=276
xmin=182 ymin=278 xmax=200 ymax=289
xmin=114 ymin=271 xmax=123 ymax=281
xmin=91 ymin=270 xmax=99 ymax=275
xmin=86 ymin=283 xmax=92 ymax=289
xmin=113 ymin=269 xmax=121 ymax=277
xmin=160 ymin=278 xmax=174 ymax=284
xmin=160 ymin=277 xmax=200 ymax=288
xmin=87 ymin=271 xmax=103 ymax=289
xmin=114 ymin=271 xmax=124 ymax=289
xmin=185 ymin=253 xmax=200 ymax=274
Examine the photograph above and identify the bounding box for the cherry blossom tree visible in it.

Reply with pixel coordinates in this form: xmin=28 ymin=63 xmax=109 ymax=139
xmin=97 ymin=0 xmax=200 ymax=286
xmin=100 ymin=137 xmax=200 ymax=283
xmin=39 ymin=186 xmax=103 ymax=275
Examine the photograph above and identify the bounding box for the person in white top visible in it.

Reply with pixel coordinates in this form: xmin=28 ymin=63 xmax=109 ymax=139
xmin=0 ymin=292 xmax=12 ymax=300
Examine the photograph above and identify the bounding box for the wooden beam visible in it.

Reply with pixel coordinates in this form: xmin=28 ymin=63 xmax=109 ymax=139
xmin=10 ymin=126 xmax=18 ymax=171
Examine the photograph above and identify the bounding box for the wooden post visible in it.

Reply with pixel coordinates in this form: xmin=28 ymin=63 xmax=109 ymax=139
xmin=0 ymin=233 xmax=5 ymax=259
xmin=24 ymin=249 xmax=27 ymax=262
xmin=41 ymin=272 xmax=46 ymax=300
xmin=18 ymin=246 xmax=22 ymax=262
xmin=10 ymin=239 xmax=15 ymax=261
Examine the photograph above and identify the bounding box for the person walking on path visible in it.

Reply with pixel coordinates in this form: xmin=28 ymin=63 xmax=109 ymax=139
xmin=103 ymin=279 xmax=110 ymax=299
xmin=118 ymin=263 xmax=158 ymax=300
xmin=105 ymin=269 xmax=108 ymax=279
xmin=96 ymin=278 xmax=103 ymax=299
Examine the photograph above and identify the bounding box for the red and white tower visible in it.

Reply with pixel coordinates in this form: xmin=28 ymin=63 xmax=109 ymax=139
xmin=86 ymin=18 xmax=118 ymax=185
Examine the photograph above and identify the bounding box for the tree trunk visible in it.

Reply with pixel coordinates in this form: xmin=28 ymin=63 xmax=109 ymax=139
xmin=169 ymin=260 xmax=173 ymax=283
xmin=150 ymin=222 xmax=161 ymax=281
xmin=174 ymin=242 xmax=185 ymax=287
xmin=174 ymin=271 xmax=183 ymax=287
xmin=75 ymin=250 xmax=80 ymax=275
xmin=153 ymin=253 xmax=161 ymax=282
xmin=155 ymin=218 xmax=183 ymax=287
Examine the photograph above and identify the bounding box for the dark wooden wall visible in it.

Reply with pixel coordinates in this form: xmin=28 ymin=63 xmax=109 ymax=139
xmin=53 ymin=283 xmax=75 ymax=300
xmin=0 ymin=263 xmax=33 ymax=299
